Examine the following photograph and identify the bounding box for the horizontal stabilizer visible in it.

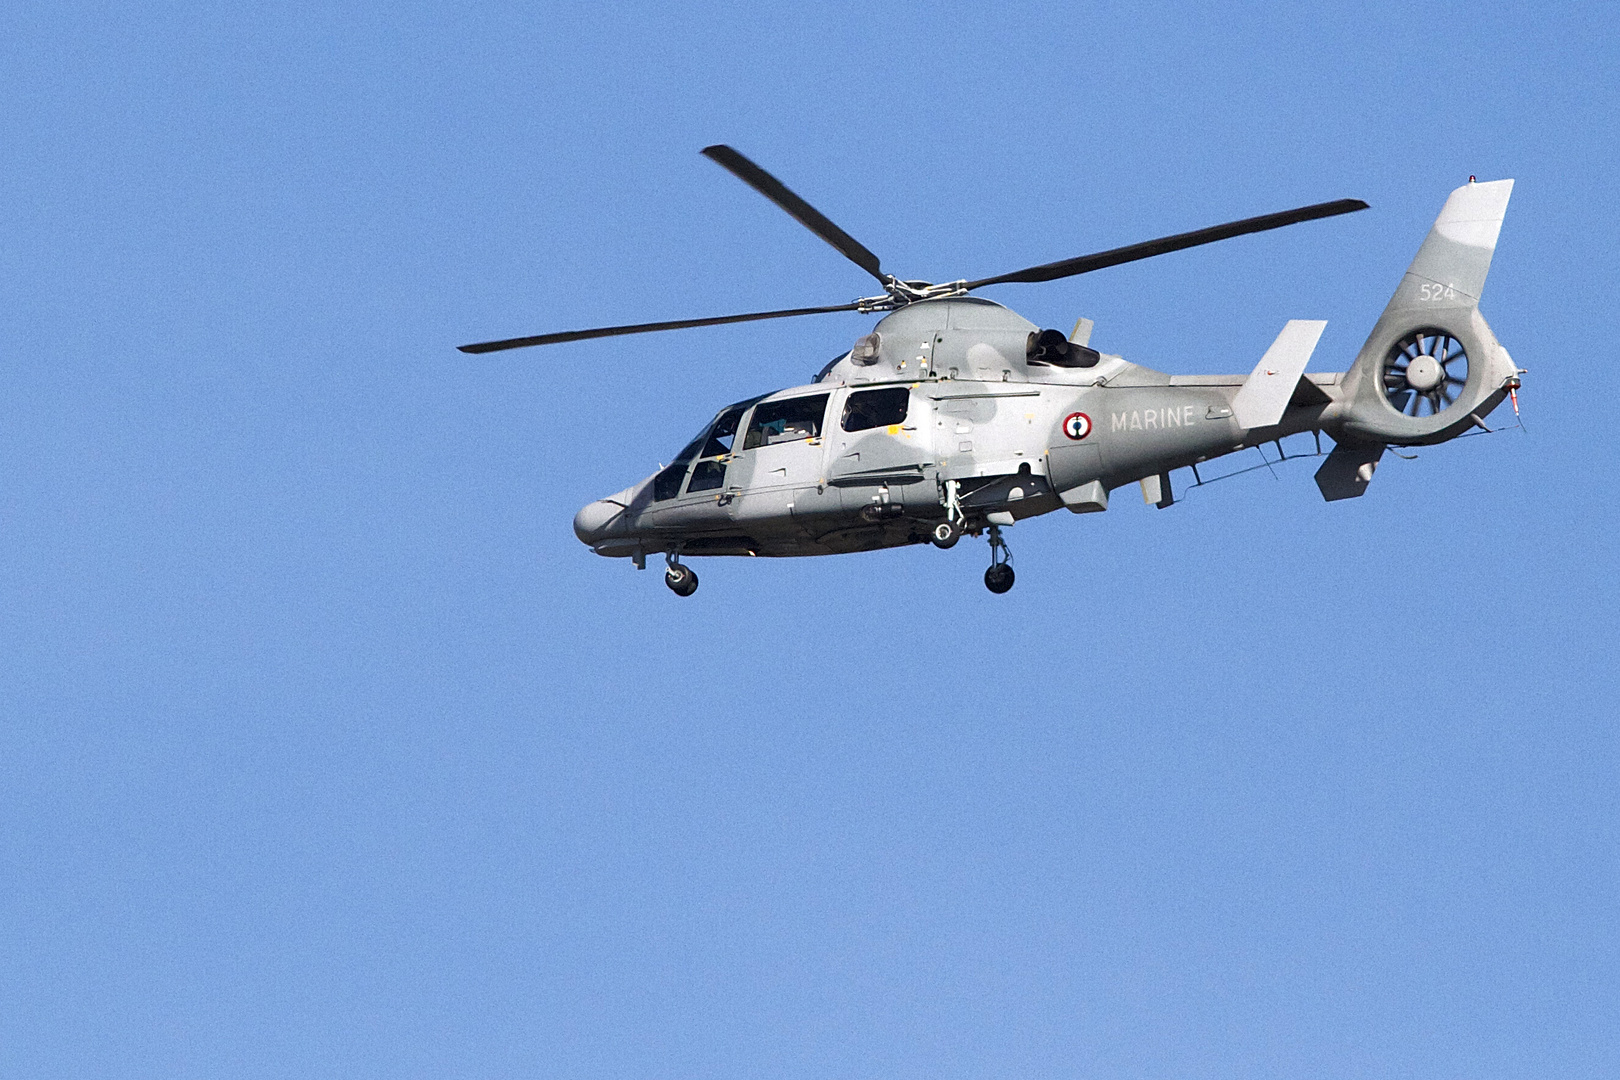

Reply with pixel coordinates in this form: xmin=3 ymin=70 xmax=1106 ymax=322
xmin=1232 ymin=320 xmax=1327 ymax=429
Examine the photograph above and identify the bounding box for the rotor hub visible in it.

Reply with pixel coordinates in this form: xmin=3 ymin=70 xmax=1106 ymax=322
xmin=1405 ymin=354 xmax=1444 ymax=391
xmin=1382 ymin=328 xmax=1469 ymax=418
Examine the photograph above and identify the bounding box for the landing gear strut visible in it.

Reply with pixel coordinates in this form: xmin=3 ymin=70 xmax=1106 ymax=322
xmin=932 ymin=478 xmax=964 ymax=549
xmin=664 ymin=550 xmax=698 ymax=596
xmin=984 ymin=524 xmax=1014 ymax=594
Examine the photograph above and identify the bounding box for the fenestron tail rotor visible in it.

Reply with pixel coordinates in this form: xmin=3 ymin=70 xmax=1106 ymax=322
xmin=1382 ymin=328 xmax=1470 ymax=417
xmin=457 ymin=146 xmax=1369 ymax=355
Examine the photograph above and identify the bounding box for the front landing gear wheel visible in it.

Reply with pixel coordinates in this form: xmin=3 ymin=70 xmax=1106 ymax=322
xmin=983 ymin=522 xmax=1014 ymax=593
xmin=931 ymin=521 xmax=960 ymax=549
xmin=665 ymin=565 xmax=698 ymax=596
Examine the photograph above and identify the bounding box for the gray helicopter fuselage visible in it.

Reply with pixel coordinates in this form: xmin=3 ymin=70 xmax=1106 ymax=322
xmin=571 ymin=295 xmax=1445 ymax=561
xmin=520 ymin=164 xmax=1519 ymax=592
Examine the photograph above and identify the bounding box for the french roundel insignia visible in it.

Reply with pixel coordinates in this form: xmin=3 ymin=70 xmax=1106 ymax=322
xmin=1062 ymin=412 xmax=1092 ymax=440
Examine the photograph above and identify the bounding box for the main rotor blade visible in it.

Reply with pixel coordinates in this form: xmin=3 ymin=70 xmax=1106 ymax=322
xmin=702 ymin=144 xmax=888 ymax=285
xmin=457 ymin=301 xmax=864 ymax=354
xmin=964 ymin=198 xmax=1369 ymax=290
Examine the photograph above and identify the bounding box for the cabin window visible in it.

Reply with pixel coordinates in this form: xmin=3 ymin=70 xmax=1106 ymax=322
xmin=841 ymin=387 xmax=909 ymax=432
xmin=743 ymin=394 xmax=829 ymax=450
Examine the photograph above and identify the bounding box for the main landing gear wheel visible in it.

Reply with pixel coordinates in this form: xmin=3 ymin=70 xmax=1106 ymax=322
xmin=984 ymin=523 xmax=1014 ymax=594
xmin=931 ymin=521 xmax=960 ymax=549
xmin=665 ymin=564 xmax=698 ymax=597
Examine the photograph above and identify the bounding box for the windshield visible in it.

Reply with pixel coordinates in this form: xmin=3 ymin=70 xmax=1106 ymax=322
xmin=652 ymin=431 xmax=705 ymax=501
xmin=652 ymin=396 xmax=768 ymax=501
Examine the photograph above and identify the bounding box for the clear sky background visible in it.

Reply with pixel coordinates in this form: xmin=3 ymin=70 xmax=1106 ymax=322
xmin=2 ymin=3 xmax=1616 ymax=1078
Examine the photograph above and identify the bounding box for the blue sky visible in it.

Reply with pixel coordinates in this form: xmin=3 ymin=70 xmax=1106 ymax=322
xmin=2 ymin=3 xmax=1616 ymax=1077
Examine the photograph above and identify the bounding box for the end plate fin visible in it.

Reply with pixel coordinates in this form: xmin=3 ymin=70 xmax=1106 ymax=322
xmin=1232 ymin=320 xmax=1327 ymax=429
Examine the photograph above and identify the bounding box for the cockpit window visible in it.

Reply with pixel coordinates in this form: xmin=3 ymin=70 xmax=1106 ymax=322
xmin=652 ymin=432 xmax=705 ymax=501
xmin=686 ymin=459 xmax=725 ymax=492
xmin=841 ymin=387 xmax=910 ymax=432
xmin=742 ymin=394 xmax=829 ymax=450
xmin=699 ymin=402 xmax=750 ymax=459
xmin=684 ymin=403 xmax=749 ymax=494
xmin=655 ymin=397 xmax=768 ymax=500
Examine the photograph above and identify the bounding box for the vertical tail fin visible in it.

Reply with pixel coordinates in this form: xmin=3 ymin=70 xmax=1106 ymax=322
xmin=1335 ymin=180 xmax=1518 ymax=446
xmin=1389 ymin=178 xmax=1513 ymax=314
xmin=1232 ymin=320 xmax=1326 ymax=429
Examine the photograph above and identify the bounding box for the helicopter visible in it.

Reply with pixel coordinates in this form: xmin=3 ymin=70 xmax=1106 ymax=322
xmin=461 ymin=146 xmax=1520 ymax=596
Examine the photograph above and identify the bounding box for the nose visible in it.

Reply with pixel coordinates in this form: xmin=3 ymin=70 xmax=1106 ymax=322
xmin=573 ymin=499 xmax=626 ymax=545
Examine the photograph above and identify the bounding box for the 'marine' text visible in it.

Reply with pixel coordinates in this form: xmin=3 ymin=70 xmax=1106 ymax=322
xmin=1111 ymin=406 xmax=1199 ymax=433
